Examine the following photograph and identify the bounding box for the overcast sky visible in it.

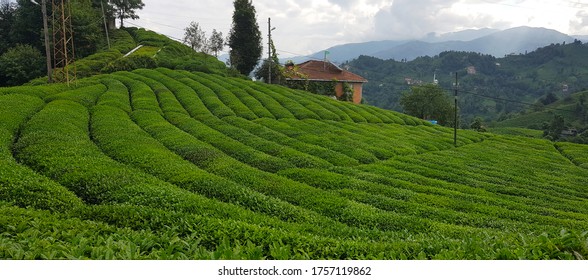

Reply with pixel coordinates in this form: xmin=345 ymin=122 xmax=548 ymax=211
xmin=130 ymin=0 xmax=588 ymax=57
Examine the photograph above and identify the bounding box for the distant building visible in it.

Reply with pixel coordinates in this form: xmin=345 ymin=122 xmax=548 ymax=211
xmin=285 ymin=60 xmax=367 ymax=104
xmin=467 ymin=66 xmax=477 ymax=75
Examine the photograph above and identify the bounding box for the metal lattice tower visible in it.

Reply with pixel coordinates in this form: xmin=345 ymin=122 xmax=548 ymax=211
xmin=52 ymin=0 xmax=76 ymax=85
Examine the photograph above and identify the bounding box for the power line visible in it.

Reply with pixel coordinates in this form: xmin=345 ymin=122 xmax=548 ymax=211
xmin=409 ymin=84 xmax=579 ymax=114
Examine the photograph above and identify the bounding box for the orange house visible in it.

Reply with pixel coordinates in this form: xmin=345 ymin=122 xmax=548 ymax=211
xmin=285 ymin=60 xmax=367 ymax=104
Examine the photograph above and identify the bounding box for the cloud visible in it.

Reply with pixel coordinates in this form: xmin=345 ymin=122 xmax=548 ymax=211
xmin=372 ymin=0 xmax=464 ymax=40
xmin=570 ymin=10 xmax=588 ymax=34
xmin=132 ymin=0 xmax=587 ymax=56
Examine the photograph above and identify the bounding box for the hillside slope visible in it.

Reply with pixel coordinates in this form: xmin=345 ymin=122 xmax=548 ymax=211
xmin=496 ymin=91 xmax=588 ymax=130
xmin=0 ymin=68 xmax=587 ymax=260
xmin=347 ymin=41 xmax=588 ymax=124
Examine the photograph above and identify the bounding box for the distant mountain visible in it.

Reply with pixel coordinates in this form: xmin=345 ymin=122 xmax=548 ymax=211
xmin=423 ymin=28 xmax=499 ymax=42
xmin=373 ymin=27 xmax=575 ymax=60
xmin=574 ymin=35 xmax=588 ymax=42
xmin=286 ymin=27 xmax=576 ymax=63
xmin=285 ymin=40 xmax=408 ymax=64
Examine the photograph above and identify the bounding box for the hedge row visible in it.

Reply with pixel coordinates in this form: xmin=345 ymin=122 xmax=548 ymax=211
xmin=224 ymin=77 xmax=295 ymax=119
xmin=187 ymin=72 xmax=258 ymax=120
xmin=223 ymin=116 xmax=360 ymax=167
xmin=146 ymin=69 xmax=235 ymax=118
xmin=13 ymin=100 xmax=291 ymax=229
xmin=0 ymin=95 xmax=83 ymax=212
xmin=45 ymin=84 xmax=108 ymax=108
xmin=276 ymin=168 xmax=561 ymax=232
xmin=93 ymin=104 xmax=334 ymax=228
xmin=246 ymin=82 xmax=320 ymax=120
xmin=129 ymin=107 xmax=396 ymax=240
xmin=123 ymin=71 xmax=296 ymax=172
xmin=295 ymin=119 xmax=399 ymax=160
xmin=254 ymin=118 xmax=378 ymax=164
xmin=556 ymin=142 xmax=588 ymax=168
xmin=198 ymin=74 xmax=276 ymax=119
xmin=269 ymin=87 xmax=343 ymax=121
xmin=98 ymin=78 xmax=133 ymax=113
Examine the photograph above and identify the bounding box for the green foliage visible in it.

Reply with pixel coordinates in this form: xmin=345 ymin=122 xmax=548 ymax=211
xmin=0 ymin=44 xmax=44 ymax=86
xmin=228 ymin=0 xmax=263 ymax=75
xmin=103 ymin=54 xmax=157 ymax=72
xmin=183 ymin=21 xmax=207 ymax=52
xmin=109 ymin=29 xmax=137 ymax=53
xmin=555 ymin=142 xmax=588 ymax=168
xmin=347 ymin=43 xmax=588 ymax=123
xmin=1 ymin=68 xmax=588 ymax=260
xmin=400 ymin=84 xmax=454 ymax=126
xmin=71 ymin=0 xmax=103 ymax=58
xmin=0 ymin=0 xmax=17 ymax=54
xmin=110 ymin=0 xmax=144 ymax=27
xmin=10 ymin=0 xmax=43 ymax=51
xmin=544 ymin=114 xmax=566 ymax=140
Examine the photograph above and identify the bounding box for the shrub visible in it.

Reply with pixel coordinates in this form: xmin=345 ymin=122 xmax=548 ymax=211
xmin=0 ymin=44 xmax=45 ymax=86
xmin=102 ymin=55 xmax=157 ymax=73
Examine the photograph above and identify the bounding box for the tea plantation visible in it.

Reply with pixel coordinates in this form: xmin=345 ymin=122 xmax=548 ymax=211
xmin=0 ymin=68 xmax=587 ymax=259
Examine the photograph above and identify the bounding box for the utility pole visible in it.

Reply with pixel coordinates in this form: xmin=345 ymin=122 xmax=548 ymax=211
xmin=454 ymin=72 xmax=458 ymax=147
xmin=52 ymin=0 xmax=76 ymax=85
xmin=37 ymin=0 xmax=52 ymax=83
xmin=101 ymin=0 xmax=111 ymax=49
xmin=267 ymin=17 xmax=273 ymax=84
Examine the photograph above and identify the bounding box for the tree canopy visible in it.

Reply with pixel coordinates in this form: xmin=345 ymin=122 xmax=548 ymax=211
xmin=228 ymin=0 xmax=262 ymax=75
xmin=110 ymin=0 xmax=144 ymax=27
xmin=183 ymin=21 xmax=207 ymax=53
xmin=400 ymin=84 xmax=454 ymax=126
xmin=0 ymin=44 xmax=45 ymax=86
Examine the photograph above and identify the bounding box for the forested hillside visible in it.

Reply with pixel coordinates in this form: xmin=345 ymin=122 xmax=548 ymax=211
xmin=346 ymin=40 xmax=588 ymax=125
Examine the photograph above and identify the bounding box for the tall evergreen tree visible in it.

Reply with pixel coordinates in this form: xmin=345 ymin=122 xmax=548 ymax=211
xmin=228 ymin=0 xmax=262 ymax=75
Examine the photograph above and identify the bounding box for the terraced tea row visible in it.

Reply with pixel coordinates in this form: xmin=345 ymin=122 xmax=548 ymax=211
xmin=1 ymin=68 xmax=587 ymax=259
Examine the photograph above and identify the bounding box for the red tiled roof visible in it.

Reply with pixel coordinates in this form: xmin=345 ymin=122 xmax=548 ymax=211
xmin=287 ymin=60 xmax=367 ymax=83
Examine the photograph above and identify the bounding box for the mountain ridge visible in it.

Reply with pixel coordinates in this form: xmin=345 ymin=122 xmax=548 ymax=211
xmin=287 ymin=26 xmax=583 ymax=63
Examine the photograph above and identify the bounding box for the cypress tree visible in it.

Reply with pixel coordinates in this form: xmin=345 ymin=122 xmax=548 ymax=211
xmin=228 ymin=0 xmax=262 ymax=76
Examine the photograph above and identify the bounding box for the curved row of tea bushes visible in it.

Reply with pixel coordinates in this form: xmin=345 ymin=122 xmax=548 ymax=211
xmin=292 ymin=119 xmax=398 ymax=160
xmin=188 ymin=72 xmax=258 ymax=120
xmin=197 ymin=73 xmax=275 ymax=119
xmin=97 ymin=78 xmax=133 ymax=113
xmin=273 ymin=89 xmax=343 ymax=121
xmin=556 ymin=142 xmax=588 ymax=168
xmin=254 ymin=118 xmax=379 ymax=164
xmin=110 ymin=71 xmax=478 ymax=234
xmin=246 ymin=82 xmax=321 ymax=120
xmin=12 ymin=100 xmax=292 ymax=228
xmin=139 ymin=70 xmax=333 ymax=170
xmin=223 ymin=77 xmax=297 ymax=119
xmin=223 ymin=116 xmax=360 ymax=167
xmin=128 ymin=105 xmax=408 ymax=241
xmin=119 ymin=71 xmax=295 ymax=172
xmin=0 ymin=83 xmax=76 ymax=99
xmin=345 ymin=163 xmax=588 ymax=223
xmin=288 ymin=89 xmax=355 ymax=122
xmin=0 ymin=95 xmax=83 ymax=212
xmin=93 ymin=103 xmax=331 ymax=226
xmin=342 ymin=141 xmax=588 ymax=228
xmin=400 ymin=138 xmax=588 ymax=209
xmin=199 ymin=116 xmax=332 ymax=169
xmin=276 ymin=168 xmax=568 ymax=231
xmin=45 ymin=84 xmax=108 ymax=108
